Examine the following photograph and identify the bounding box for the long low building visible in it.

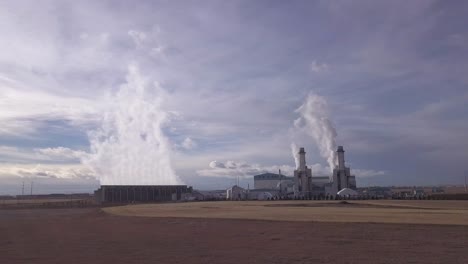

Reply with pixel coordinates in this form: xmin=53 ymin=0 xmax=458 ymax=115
xmin=254 ymin=173 xmax=294 ymax=189
xmin=94 ymin=185 xmax=191 ymax=204
xmin=253 ymin=173 xmax=331 ymax=192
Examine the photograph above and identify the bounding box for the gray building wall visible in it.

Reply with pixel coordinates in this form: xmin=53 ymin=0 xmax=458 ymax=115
xmin=254 ymin=173 xmax=293 ymax=189
xmin=94 ymin=185 xmax=190 ymax=204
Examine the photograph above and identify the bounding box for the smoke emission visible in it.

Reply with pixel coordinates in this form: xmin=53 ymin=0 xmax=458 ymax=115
xmin=84 ymin=64 xmax=182 ymax=185
xmin=294 ymin=93 xmax=338 ymax=172
xmin=291 ymin=143 xmax=300 ymax=169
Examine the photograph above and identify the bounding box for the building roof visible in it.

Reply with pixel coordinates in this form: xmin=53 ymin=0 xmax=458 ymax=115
xmin=254 ymin=173 xmax=293 ymax=180
xmin=227 ymin=185 xmax=245 ymax=191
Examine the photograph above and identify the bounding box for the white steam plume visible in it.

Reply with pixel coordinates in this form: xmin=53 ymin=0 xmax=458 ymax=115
xmin=294 ymin=93 xmax=337 ymax=172
xmin=291 ymin=142 xmax=300 ymax=169
xmin=84 ymin=64 xmax=182 ymax=185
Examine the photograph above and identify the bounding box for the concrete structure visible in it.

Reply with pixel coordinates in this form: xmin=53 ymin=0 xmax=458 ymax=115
xmin=94 ymin=185 xmax=191 ymax=204
xmin=226 ymin=185 xmax=246 ymax=200
xmin=198 ymin=190 xmax=226 ymax=200
xmin=254 ymin=173 xmax=294 ymax=190
xmin=253 ymin=173 xmax=297 ymax=196
xmin=312 ymin=176 xmax=331 ymax=188
xmin=293 ymin=147 xmax=313 ymax=197
xmin=329 ymin=146 xmax=356 ymax=195
xmin=310 ymin=176 xmax=332 ymax=196
xmin=277 ymin=180 xmax=295 ymax=195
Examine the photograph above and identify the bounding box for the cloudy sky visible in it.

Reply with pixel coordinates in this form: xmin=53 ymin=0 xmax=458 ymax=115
xmin=1 ymin=0 xmax=467 ymax=194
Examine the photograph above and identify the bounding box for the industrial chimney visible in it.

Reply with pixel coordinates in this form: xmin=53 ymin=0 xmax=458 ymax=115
xmin=337 ymin=146 xmax=345 ymax=170
xmin=299 ymin=147 xmax=306 ymax=172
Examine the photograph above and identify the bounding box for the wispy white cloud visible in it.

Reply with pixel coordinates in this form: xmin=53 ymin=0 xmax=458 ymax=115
xmin=0 ymin=0 xmax=466 ymax=190
xmin=0 ymin=83 xmax=102 ymax=136
xmin=310 ymin=61 xmax=330 ymax=73
xmin=128 ymin=30 xmax=147 ymax=48
xmin=181 ymin=137 xmax=197 ymax=150
xmin=197 ymin=160 xmax=295 ymax=178
xmin=35 ymin=147 xmax=88 ymax=161
xmin=197 ymin=159 xmax=383 ymax=180
xmin=0 ymin=146 xmax=88 ymax=164
xmin=0 ymin=163 xmax=95 ymax=180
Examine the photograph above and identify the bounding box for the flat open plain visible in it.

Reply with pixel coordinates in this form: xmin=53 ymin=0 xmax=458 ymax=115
xmin=105 ymin=200 xmax=468 ymax=225
xmin=1 ymin=200 xmax=468 ymax=264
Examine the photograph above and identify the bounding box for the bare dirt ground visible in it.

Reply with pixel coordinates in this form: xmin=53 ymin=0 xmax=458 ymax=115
xmin=1 ymin=205 xmax=468 ymax=264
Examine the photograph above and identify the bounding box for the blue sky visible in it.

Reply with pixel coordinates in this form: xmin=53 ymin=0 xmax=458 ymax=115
xmin=0 ymin=0 xmax=467 ymax=194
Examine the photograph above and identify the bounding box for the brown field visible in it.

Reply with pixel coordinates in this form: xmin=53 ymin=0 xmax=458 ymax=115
xmin=0 ymin=197 xmax=93 ymax=210
xmin=0 ymin=198 xmax=86 ymax=205
xmin=105 ymin=200 xmax=468 ymax=225
xmin=1 ymin=200 xmax=468 ymax=264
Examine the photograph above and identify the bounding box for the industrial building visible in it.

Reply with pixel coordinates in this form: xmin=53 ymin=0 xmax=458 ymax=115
xmin=293 ymin=147 xmax=313 ymax=196
xmin=226 ymin=185 xmax=247 ymax=200
xmin=328 ymin=146 xmax=356 ymax=194
xmin=94 ymin=185 xmax=191 ymax=204
xmin=250 ymin=146 xmax=357 ymax=198
xmin=254 ymin=173 xmax=294 ymax=190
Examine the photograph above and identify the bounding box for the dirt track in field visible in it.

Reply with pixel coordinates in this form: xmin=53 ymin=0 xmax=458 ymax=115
xmin=1 ymin=207 xmax=467 ymax=264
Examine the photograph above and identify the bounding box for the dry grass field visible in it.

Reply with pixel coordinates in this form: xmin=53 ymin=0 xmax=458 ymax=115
xmin=104 ymin=200 xmax=468 ymax=225
xmin=1 ymin=200 xmax=468 ymax=264
xmin=0 ymin=198 xmax=85 ymax=205
xmin=0 ymin=198 xmax=93 ymax=209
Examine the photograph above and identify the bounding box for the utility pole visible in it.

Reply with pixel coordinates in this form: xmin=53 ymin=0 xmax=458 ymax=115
xmin=30 ymin=181 xmax=33 ymax=196
xmin=279 ymin=169 xmax=282 ymax=195
xmin=465 ymin=172 xmax=467 ymax=193
xmin=22 ymin=181 xmax=24 ymax=196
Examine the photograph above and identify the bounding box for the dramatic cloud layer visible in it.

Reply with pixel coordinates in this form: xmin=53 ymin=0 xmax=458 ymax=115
xmin=0 ymin=0 xmax=467 ymax=193
xmin=0 ymin=164 xmax=95 ymax=180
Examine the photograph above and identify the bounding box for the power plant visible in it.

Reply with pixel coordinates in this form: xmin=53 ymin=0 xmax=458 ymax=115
xmin=293 ymin=145 xmax=357 ymax=198
xmin=94 ymin=146 xmax=356 ymax=203
xmin=230 ymin=146 xmax=357 ymax=200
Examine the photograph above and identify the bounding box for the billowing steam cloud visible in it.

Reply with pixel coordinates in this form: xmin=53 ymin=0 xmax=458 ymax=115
xmin=294 ymin=93 xmax=337 ymax=172
xmin=84 ymin=64 xmax=182 ymax=185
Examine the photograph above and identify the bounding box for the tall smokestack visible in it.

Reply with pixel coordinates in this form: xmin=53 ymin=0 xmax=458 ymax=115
xmin=337 ymin=146 xmax=345 ymax=170
xmin=299 ymin=147 xmax=306 ymax=172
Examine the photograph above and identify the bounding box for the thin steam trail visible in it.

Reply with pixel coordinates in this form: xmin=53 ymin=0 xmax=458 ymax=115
xmin=84 ymin=64 xmax=181 ymax=185
xmin=291 ymin=143 xmax=300 ymax=169
xmin=294 ymin=93 xmax=337 ymax=172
